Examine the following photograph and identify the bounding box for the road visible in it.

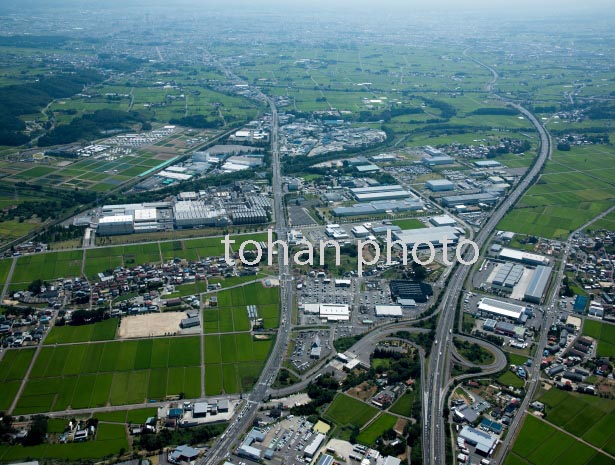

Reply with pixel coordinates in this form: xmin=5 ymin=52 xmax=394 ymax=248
xmin=424 ymin=53 xmax=553 ymax=465
xmin=202 ymin=91 xmax=295 ymax=464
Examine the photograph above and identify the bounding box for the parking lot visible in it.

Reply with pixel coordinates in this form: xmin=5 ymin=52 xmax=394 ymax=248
xmin=288 ymin=330 xmax=332 ymax=372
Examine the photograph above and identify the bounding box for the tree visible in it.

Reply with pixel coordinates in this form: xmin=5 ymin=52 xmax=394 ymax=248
xmin=23 ymin=415 xmax=47 ymax=446
xmin=27 ymin=279 xmax=43 ymax=295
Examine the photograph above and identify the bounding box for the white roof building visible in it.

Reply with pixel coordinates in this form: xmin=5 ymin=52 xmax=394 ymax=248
xmin=375 ymin=305 xmax=403 ymax=317
xmin=303 ymin=303 xmax=321 ymax=314
xmin=430 ymin=215 xmax=456 ymax=227
xmin=499 ymin=247 xmax=549 ymax=265
xmin=134 ymin=208 xmax=157 ymax=222
xmin=392 ymin=226 xmax=463 ymax=248
xmin=478 ymin=298 xmax=525 ymax=320
xmin=304 ymin=433 xmax=326 ymax=458
xmin=319 ymin=304 xmax=350 ymax=321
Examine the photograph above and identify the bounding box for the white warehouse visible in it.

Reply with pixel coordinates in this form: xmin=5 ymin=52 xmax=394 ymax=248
xmin=97 ymin=215 xmax=134 ymax=236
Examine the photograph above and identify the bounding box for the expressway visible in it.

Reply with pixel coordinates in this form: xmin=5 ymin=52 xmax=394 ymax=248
xmin=202 ymin=94 xmax=295 ymax=464
xmin=423 ymin=53 xmax=553 ymax=465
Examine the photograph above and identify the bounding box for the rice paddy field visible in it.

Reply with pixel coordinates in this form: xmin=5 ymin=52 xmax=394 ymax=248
xmin=44 ymin=318 xmax=118 ymax=345
xmin=583 ymin=320 xmax=615 ymax=358
xmin=504 ymin=414 xmax=615 ymax=465
xmin=517 ymin=388 xmax=615 ymax=459
xmin=13 ymin=336 xmax=203 ymax=414
xmin=204 ymin=282 xmax=280 ymax=334
xmin=0 ymin=423 xmax=129 ymax=462
xmin=0 ymin=348 xmax=36 ymax=411
xmin=498 ymin=145 xmax=615 ymax=239
xmin=0 ymin=149 xmax=180 ymax=193
xmin=5 ymin=231 xmax=269 ymax=288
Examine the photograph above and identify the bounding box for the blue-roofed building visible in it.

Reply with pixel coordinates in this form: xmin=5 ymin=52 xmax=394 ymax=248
xmin=316 ymin=454 xmax=335 ymax=465
xmin=479 ymin=419 xmax=503 ymax=434
xmin=574 ymin=295 xmax=588 ymax=314
xmin=168 ymin=408 xmax=183 ymax=419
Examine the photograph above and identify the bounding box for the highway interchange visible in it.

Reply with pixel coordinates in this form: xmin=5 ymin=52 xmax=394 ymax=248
xmin=205 ymin=51 xmax=558 ymax=465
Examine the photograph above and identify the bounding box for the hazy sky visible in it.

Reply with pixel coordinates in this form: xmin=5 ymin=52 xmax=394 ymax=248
xmin=2 ymin=0 xmax=614 ymax=12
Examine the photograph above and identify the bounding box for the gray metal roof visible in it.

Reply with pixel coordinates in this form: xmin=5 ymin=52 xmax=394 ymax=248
xmin=524 ymin=265 xmax=553 ymax=300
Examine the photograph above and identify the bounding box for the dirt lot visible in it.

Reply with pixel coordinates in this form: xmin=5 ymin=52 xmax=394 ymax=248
xmin=118 ymin=312 xmax=186 ymax=338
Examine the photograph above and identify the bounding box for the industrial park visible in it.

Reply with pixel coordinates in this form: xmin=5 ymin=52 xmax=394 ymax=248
xmin=0 ymin=3 xmax=615 ymax=465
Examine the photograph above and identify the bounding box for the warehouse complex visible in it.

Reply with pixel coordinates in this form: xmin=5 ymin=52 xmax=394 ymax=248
xmin=350 ymin=185 xmax=416 ymax=202
xmin=95 ymin=190 xmax=271 ymax=236
xmin=332 ymin=198 xmax=424 ymax=217
xmin=392 ymin=225 xmax=464 ymax=249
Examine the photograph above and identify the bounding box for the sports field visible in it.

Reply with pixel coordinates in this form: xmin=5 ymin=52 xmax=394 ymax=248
xmin=583 ymin=320 xmax=615 ymax=358
xmin=505 ymin=414 xmax=614 ymax=465
xmin=324 ymin=394 xmax=379 ymax=429
xmin=356 ymin=413 xmax=398 ymax=446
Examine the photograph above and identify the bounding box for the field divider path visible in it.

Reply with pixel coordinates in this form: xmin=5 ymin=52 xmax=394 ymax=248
xmin=8 ymin=313 xmax=57 ymax=415
xmin=200 ymin=295 xmax=206 ymax=398
xmin=0 ymin=256 xmax=17 ymax=302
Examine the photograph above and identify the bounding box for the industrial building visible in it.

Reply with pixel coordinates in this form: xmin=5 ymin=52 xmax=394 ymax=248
xmin=350 ymin=185 xmax=414 ymax=202
xmin=355 ymin=163 xmax=380 ymax=173
xmin=238 ymin=428 xmax=266 ymax=461
xmin=174 ymin=201 xmax=229 ymax=228
xmin=430 ymin=215 xmax=456 ymax=227
xmin=228 ymin=205 xmax=268 ymax=224
xmin=332 ymin=199 xmax=424 ymax=217
xmin=492 ymin=262 xmax=525 ymax=289
xmin=192 ymin=402 xmax=208 ymax=418
xmin=325 ymin=224 xmax=349 ymax=240
xmin=523 ymin=265 xmax=553 ymax=303
xmin=392 ymin=226 xmax=463 ymax=249
xmin=304 ymin=433 xmax=326 ymax=458
xmin=458 ymin=425 xmax=497 ymax=456
xmin=426 ymin=179 xmax=455 ymax=191
xmin=97 ymin=215 xmax=134 ymax=236
xmin=390 ymin=280 xmax=433 ymax=303
xmin=474 ymin=160 xmax=502 ymax=168
xmin=498 ymin=248 xmax=549 ymax=266
xmin=375 ymin=305 xmax=403 ymax=317
xmin=316 ymin=455 xmax=335 ymax=465
xmin=422 ymin=155 xmax=455 ymax=166
xmin=494 ymin=321 xmax=525 ymax=338
xmin=477 ymin=298 xmax=526 ymax=322
xmin=441 ymin=193 xmax=499 ymax=207
xmin=180 ymin=317 xmax=200 ymax=329
xmin=352 ymin=225 xmax=370 ymax=237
